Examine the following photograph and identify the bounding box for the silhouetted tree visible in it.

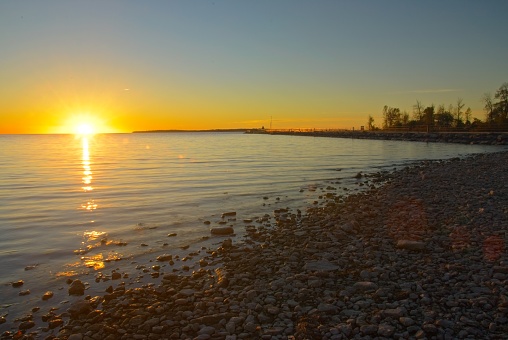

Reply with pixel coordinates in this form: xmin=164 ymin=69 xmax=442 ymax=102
xmin=423 ymin=105 xmax=435 ymax=126
xmin=482 ymin=93 xmax=495 ymax=124
xmin=464 ymin=107 xmax=472 ymax=125
xmin=413 ymin=100 xmax=425 ymax=122
xmin=367 ymin=115 xmax=375 ymax=130
xmin=435 ymin=104 xmax=454 ymax=127
xmin=455 ymin=98 xmax=465 ymax=127
xmin=494 ymin=82 xmax=508 ymax=124
xmin=382 ymin=105 xmax=402 ymax=128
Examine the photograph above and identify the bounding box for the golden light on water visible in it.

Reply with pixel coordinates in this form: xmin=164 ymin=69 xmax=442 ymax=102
xmin=81 ymin=137 xmax=93 ymax=192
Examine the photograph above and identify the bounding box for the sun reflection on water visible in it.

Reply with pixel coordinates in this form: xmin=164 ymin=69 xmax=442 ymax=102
xmin=81 ymin=137 xmax=93 ymax=193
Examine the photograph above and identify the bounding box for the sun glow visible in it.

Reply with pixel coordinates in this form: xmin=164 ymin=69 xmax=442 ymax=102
xmin=76 ymin=123 xmax=95 ymax=136
xmin=59 ymin=112 xmax=116 ymax=135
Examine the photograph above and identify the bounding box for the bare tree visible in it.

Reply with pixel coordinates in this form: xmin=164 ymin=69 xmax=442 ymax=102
xmin=413 ymin=100 xmax=425 ymax=121
xmin=455 ymin=98 xmax=465 ymax=126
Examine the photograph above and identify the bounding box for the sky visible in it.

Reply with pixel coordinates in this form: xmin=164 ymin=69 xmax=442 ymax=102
xmin=1 ymin=0 xmax=507 ymax=134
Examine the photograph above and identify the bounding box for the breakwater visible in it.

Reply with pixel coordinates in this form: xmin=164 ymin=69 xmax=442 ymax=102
xmin=254 ymin=130 xmax=508 ymax=145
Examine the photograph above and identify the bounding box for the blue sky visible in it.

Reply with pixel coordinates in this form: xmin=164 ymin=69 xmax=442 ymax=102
xmin=1 ymin=0 xmax=507 ymax=132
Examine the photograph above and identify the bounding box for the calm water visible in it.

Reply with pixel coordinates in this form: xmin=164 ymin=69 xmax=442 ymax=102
xmin=0 ymin=132 xmax=504 ymax=329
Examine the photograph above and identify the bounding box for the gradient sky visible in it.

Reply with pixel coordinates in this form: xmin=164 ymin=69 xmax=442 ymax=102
xmin=1 ymin=1 xmax=507 ymax=133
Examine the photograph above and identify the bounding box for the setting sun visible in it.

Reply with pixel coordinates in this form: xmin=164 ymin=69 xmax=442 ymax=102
xmin=76 ymin=123 xmax=95 ymax=135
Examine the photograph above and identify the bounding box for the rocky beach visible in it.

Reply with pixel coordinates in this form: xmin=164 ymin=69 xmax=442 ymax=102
xmin=3 ymin=150 xmax=508 ymax=340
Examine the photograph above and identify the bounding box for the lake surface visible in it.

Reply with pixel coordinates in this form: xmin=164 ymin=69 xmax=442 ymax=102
xmin=0 ymin=132 xmax=505 ymax=330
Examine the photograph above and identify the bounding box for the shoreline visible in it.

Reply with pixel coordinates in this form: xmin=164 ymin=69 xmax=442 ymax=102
xmin=251 ymin=130 xmax=508 ymax=146
xmin=3 ymin=151 xmax=507 ymax=339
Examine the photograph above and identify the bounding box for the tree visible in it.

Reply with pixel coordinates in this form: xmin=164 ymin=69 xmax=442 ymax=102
xmin=464 ymin=107 xmax=472 ymax=125
xmin=455 ymin=98 xmax=465 ymax=127
xmin=413 ymin=100 xmax=425 ymax=122
xmin=494 ymin=82 xmax=508 ymax=124
xmin=401 ymin=111 xmax=410 ymax=125
xmin=482 ymin=93 xmax=495 ymax=124
xmin=382 ymin=106 xmax=402 ymax=128
xmin=423 ymin=105 xmax=435 ymax=126
xmin=435 ymin=104 xmax=454 ymax=127
xmin=367 ymin=115 xmax=375 ymax=130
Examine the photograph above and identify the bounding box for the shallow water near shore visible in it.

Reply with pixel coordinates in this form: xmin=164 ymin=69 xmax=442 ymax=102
xmin=0 ymin=132 xmax=505 ymax=331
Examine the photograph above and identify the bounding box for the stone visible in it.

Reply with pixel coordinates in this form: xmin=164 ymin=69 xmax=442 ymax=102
xmin=378 ymin=324 xmax=395 ymax=337
xmin=67 ymin=334 xmax=83 ymax=340
xmin=396 ymin=240 xmax=425 ymax=251
xmin=19 ymin=320 xmax=35 ymax=330
xmin=304 ymin=260 xmax=339 ymax=271
xmin=353 ymin=281 xmax=378 ymax=292
xmin=68 ymin=279 xmax=86 ymax=296
xmin=156 ymin=254 xmax=173 ymax=262
xmin=42 ymin=291 xmax=54 ymax=300
xmin=68 ymin=300 xmax=93 ymax=318
xmin=211 ymin=227 xmax=234 ymax=235
xmin=12 ymin=280 xmax=24 ymax=288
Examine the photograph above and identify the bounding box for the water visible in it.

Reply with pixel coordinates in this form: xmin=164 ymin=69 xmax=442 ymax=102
xmin=0 ymin=132 xmax=504 ymax=330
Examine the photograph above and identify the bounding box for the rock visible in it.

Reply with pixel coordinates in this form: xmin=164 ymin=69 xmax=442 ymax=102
xmin=211 ymin=227 xmax=234 ymax=235
xmin=12 ymin=280 xmax=24 ymax=288
xmin=396 ymin=240 xmax=426 ymax=251
xmin=156 ymin=254 xmax=173 ymax=261
xmin=167 ymin=233 xmax=177 ymax=237
xmin=68 ymin=300 xmax=93 ymax=318
xmin=19 ymin=289 xmax=30 ymax=296
xmin=112 ymin=272 xmax=122 ymax=280
xmin=68 ymin=279 xmax=86 ymax=296
xmin=67 ymin=334 xmax=83 ymax=340
xmin=222 ymin=238 xmax=233 ymax=248
xmin=360 ymin=324 xmax=378 ymax=335
xmin=42 ymin=291 xmax=54 ymax=300
xmin=221 ymin=212 xmax=237 ymax=218
xmin=19 ymin=320 xmax=35 ymax=330
xmin=0 ymin=316 xmax=6 ymax=324
xmin=304 ymin=260 xmax=339 ymax=271
xmin=378 ymin=324 xmax=395 ymax=337
xmin=353 ymin=281 xmax=378 ymax=292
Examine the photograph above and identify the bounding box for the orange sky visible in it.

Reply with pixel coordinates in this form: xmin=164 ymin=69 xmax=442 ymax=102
xmin=1 ymin=2 xmax=507 ymax=134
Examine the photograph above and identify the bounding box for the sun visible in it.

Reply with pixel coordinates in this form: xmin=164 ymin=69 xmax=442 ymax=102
xmin=75 ymin=123 xmax=95 ymax=136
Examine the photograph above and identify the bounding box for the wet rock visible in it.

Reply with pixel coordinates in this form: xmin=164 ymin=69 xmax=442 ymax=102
xmin=68 ymin=279 xmax=86 ymax=296
xmin=19 ymin=320 xmax=35 ymax=330
xmin=221 ymin=212 xmax=237 ymax=218
xmin=11 ymin=280 xmax=24 ymax=288
xmin=156 ymin=254 xmax=173 ymax=262
xmin=42 ymin=291 xmax=54 ymax=300
xmin=211 ymin=227 xmax=234 ymax=235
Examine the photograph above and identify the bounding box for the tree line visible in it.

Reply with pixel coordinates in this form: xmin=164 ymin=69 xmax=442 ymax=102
xmin=367 ymin=82 xmax=508 ymax=131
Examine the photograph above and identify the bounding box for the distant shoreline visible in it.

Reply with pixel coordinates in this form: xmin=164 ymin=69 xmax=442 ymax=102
xmin=132 ymin=129 xmax=249 ymax=133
